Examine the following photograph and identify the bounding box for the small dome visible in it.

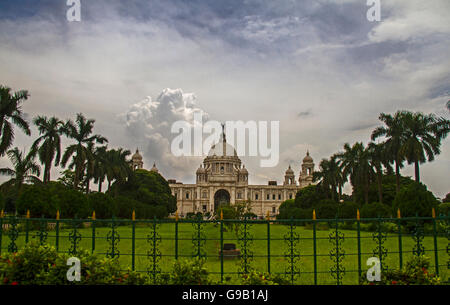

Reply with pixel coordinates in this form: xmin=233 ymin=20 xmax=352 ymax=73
xmin=285 ymin=165 xmax=294 ymax=174
xmin=150 ymin=162 xmax=159 ymax=173
xmin=240 ymin=165 xmax=248 ymax=174
xmin=132 ymin=149 xmax=143 ymax=161
xmin=303 ymin=151 xmax=313 ymax=163
xmin=196 ymin=164 xmax=206 ymax=174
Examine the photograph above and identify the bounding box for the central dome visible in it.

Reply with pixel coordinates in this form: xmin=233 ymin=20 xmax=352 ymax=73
xmin=207 ymin=141 xmax=237 ymax=157
xmin=206 ymin=124 xmax=237 ymax=157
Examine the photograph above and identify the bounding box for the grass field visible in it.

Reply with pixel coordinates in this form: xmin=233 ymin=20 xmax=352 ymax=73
xmin=0 ymin=221 xmax=448 ymax=284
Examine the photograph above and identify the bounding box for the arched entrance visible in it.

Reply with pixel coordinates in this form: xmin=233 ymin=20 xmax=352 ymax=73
xmin=214 ymin=189 xmax=230 ymax=211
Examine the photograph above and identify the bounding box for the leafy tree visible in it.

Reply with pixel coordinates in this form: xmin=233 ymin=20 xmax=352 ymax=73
xmin=353 ymin=174 xmax=414 ymax=206
xmin=31 ymin=116 xmax=65 ymax=183
xmin=61 ymin=113 xmax=108 ymax=189
xmin=15 ymin=182 xmax=89 ymax=218
xmin=314 ymin=199 xmax=338 ymax=219
xmin=399 ymin=111 xmax=449 ymax=182
xmin=337 ymin=201 xmax=359 ymax=219
xmin=443 ymin=193 xmax=450 ymax=203
xmin=359 ymin=202 xmax=392 ymax=218
xmin=109 ymin=169 xmax=176 ymax=218
xmin=0 ymin=147 xmax=41 ymax=193
xmin=0 ymin=86 xmax=31 ymax=156
xmin=294 ymin=184 xmax=327 ymax=209
xmin=87 ymin=192 xmax=117 ymax=219
xmin=392 ymin=182 xmax=439 ymax=217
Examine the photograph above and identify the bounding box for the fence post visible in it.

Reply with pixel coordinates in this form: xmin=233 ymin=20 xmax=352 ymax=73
xmin=175 ymin=211 xmax=179 ymax=260
xmin=220 ymin=210 xmax=224 ymax=283
xmin=8 ymin=215 xmax=18 ymax=253
xmin=25 ymin=210 xmax=30 ymax=243
xmin=266 ymin=211 xmax=271 ymax=275
xmin=37 ymin=215 xmax=48 ymax=245
xmin=0 ymin=210 xmax=3 ymax=255
xmin=431 ymin=208 xmax=439 ymax=276
xmin=356 ymin=209 xmax=362 ymax=284
xmin=55 ymin=210 xmax=60 ymax=252
xmin=132 ymin=210 xmax=136 ymax=271
xmin=397 ymin=208 xmax=403 ymax=269
xmin=313 ymin=209 xmax=317 ymax=285
xmin=90 ymin=211 xmax=95 ymax=254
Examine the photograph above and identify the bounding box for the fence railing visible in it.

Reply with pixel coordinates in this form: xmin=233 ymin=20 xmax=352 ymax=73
xmin=0 ymin=211 xmax=448 ymax=285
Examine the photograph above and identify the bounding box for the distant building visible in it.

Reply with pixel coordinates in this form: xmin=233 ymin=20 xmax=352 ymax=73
xmin=131 ymin=129 xmax=315 ymax=218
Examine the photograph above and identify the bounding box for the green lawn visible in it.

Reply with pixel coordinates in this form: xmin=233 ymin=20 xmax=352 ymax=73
xmin=1 ymin=221 xmax=448 ymax=285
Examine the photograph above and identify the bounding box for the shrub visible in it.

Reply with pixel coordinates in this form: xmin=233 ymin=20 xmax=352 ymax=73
xmin=0 ymin=242 xmax=148 ymax=285
xmin=0 ymin=241 xmax=59 ymax=285
xmin=170 ymin=258 xmax=213 ymax=285
xmin=240 ymin=270 xmax=290 ymax=285
xmin=361 ymin=255 xmax=440 ymax=285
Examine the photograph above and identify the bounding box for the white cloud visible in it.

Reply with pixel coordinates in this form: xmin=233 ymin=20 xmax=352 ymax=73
xmin=368 ymin=0 xmax=450 ymax=43
xmin=121 ymin=88 xmax=207 ymax=181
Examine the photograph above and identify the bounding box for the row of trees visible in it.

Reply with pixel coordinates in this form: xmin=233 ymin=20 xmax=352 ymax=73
xmin=0 ymin=85 xmax=132 ymax=194
xmin=0 ymin=84 xmax=176 ymax=218
xmin=314 ymin=110 xmax=450 ymax=205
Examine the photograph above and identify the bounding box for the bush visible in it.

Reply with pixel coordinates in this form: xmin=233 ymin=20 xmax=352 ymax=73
xmin=170 ymin=258 xmax=213 ymax=285
xmin=240 ymin=270 xmax=290 ymax=285
xmin=392 ymin=182 xmax=439 ymax=217
xmin=0 ymin=242 xmax=148 ymax=285
xmin=361 ymin=255 xmax=440 ymax=285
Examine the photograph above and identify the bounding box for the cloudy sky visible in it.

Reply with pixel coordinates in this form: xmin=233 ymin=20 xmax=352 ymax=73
xmin=0 ymin=0 xmax=449 ymax=198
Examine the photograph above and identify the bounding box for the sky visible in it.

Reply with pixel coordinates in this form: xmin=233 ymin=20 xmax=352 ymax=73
xmin=0 ymin=0 xmax=449 ymax=198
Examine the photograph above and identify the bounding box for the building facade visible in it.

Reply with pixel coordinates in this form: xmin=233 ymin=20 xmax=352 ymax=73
xmin=131 ymin=130 xmax=315 ymax=218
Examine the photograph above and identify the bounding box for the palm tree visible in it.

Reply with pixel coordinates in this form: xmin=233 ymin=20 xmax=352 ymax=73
xmin=313 ymin=156 xmax=340 ymax=201
xmin=338 ymin=142 xmax=373 ymax=205
xmin=31 ymin=116 xmax=65 ymax=183
xmin=103 ymin=148 xmax=132 ymax=191
xmin=371 ymin=111 xmax=407 ymax=193
xmin=367 ymin=142 xmax=391 ymax=204
xmin=0 ymin=147 xmax=41 ymax=192
xmin=0 ymin=86 xmax=31 ymax=156
xmin=92 ymin=145 xmax=108 ymax=192
xmin=61 ymin=113 xmax=108 ymax=189
xmin=399 ymin=111 xmax=449 ymax=182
